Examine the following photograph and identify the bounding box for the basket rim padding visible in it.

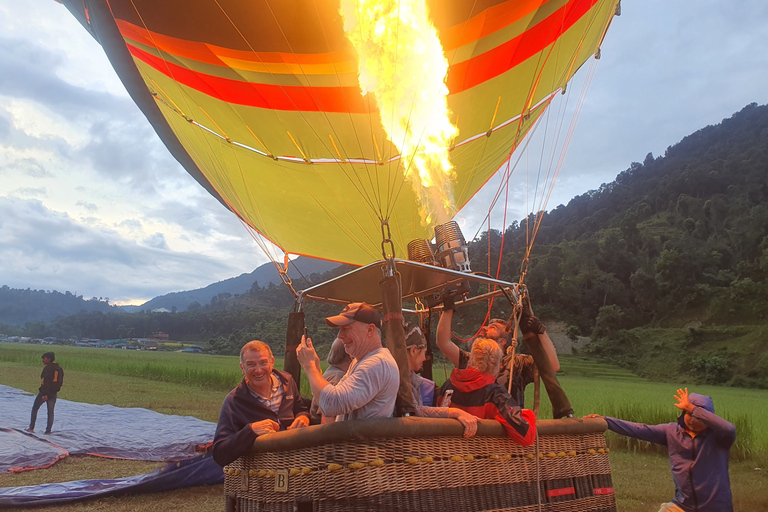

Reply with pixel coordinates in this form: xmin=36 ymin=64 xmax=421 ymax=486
xmin=248 ymin=417 xmax=607 ymax=454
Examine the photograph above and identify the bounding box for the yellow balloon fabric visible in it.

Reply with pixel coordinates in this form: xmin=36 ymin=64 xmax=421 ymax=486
xmin=63 ymin=0 xmax=619 ymax=266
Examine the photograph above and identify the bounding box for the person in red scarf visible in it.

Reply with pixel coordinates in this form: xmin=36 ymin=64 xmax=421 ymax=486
xmin=439 ymin=337 xmax=536 ymax=445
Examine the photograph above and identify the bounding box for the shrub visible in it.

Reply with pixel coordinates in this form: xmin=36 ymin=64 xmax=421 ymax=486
xmin=687 ymin=355 xmax=732 ymax=384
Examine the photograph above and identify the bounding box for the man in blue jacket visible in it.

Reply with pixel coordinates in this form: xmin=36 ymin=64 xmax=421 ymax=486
xmin=213 ymin=340 xmax=309 ymax=467
xmin=588 ymin=388 xmax=735 ymax=512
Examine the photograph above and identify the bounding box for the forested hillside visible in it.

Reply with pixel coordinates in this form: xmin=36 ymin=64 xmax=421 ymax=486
xmin=0 ymin=287 xmax=113 ymax=328
xmin=0 ymin=264 xmax=354 ymax=356
xmin=0 ymin=256 xmax=339 ymax=326
xmin=487 ymin=102 xmax=768 ymax=333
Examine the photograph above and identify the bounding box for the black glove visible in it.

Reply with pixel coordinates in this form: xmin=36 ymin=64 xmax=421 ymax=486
xmin=442 ymin=294 xmax=455 ymax=312
xmin=519 ymin=315 xmax=545 ymax=335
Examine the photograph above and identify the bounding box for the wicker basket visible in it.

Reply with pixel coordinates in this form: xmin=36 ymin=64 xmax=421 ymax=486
xmin=223 ymin=417 xmax=616 ymax=512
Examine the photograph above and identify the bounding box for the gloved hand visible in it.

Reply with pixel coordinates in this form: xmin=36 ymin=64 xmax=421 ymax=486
xmin=442 ymin=294 xmax=455 ymax=312
xmin=519 ymin=315 xmax=545 ymax=335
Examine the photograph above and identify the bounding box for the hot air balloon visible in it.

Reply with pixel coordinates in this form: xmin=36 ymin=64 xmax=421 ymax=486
xmin=58 ymin=2 xmax=622 ymax=510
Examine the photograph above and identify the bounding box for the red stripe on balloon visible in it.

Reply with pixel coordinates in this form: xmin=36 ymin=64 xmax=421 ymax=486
xmin=127 ymin=45 xmax=372 ymax=113
xmin=447 ymin=0 xmax=598 ymax=92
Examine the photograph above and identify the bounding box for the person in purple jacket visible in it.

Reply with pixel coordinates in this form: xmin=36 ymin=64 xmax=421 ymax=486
xmin=587 ymin=388 xmax=735 ymax=512
xmin=213 ymin=340 xmax=309 ymax=467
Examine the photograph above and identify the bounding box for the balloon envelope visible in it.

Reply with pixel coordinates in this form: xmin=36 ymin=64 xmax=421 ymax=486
xmin=62 ymin=0 xmax=619 ymax=266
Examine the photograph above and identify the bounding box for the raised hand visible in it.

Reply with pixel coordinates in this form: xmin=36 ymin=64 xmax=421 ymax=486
xmin=296 ymin=335 xmax=321 ymax=370
xmin=674 ymin=388 xmax=694 ymax=413
xmin=519 ymin=315 xmax=545 ymax=335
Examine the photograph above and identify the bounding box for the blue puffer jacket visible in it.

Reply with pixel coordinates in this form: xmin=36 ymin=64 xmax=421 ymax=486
xmin=212 ymin=370 xmax=308 ymax=467
xmin=605 ymin=393 xmax=735 ymax=512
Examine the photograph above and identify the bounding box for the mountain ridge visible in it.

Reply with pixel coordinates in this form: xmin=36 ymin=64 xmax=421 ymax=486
xmin=0 ymin=256 xmax=340 ymax=327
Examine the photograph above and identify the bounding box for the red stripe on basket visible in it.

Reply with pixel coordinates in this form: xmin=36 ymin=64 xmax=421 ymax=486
xmin=546 ymin=487 xmax=575 ymax=497
xmin=593 ymin=487 xmax=615 ymax=495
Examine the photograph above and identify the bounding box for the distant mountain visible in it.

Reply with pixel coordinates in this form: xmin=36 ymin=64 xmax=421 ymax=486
xmin=121 ymin=256 xmax=340 ymax=313
xmin=0 ymin=257 xmax=340 ymax=327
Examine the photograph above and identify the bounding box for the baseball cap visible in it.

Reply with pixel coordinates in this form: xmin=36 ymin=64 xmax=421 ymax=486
xmin=325 ymin=302 xmax=381 ymax=329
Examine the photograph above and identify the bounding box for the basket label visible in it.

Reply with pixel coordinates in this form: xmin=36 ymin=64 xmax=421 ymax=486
xmin=593 ymin=487 xmax=615 ymax=495
xmin=275 ymin=470 xmax=289 ymax=492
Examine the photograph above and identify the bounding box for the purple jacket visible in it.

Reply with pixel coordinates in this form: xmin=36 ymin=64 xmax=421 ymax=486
xmin=212 ymin=370 xmax=308 ymax=467
xmin=605 ymin=393 xmax=735 ymax=512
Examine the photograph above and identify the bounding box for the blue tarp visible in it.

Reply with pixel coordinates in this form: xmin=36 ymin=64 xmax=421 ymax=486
xmin=0 ymin=429 xmax=67 ymax=473
xmin=0 ymin=384 xmax=224 ymax=507
xmin=0 ymin=453 xmax=223 ymax=507
xmin=0 ymin=384 xmax=216 ymax=472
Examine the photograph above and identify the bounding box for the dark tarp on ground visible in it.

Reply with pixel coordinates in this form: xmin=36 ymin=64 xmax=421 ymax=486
xmin=0 ymin=384 xmax=217 ymax=472
xmin=0 ymin=429 xmax=68 ymax=473
xmin=0 ymin=452 xmax=224 ymax=508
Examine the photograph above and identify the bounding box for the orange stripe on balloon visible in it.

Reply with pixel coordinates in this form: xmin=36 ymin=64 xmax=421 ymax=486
xmin=440 ymin=0 xmax=548 ymax=51
xmin=447 ymin=0 xmax=598 ymax=92
xmin=128 ymin=44 xmax=371 ymax=113
xmin=116 ymin=18 xmax=355 ymax=71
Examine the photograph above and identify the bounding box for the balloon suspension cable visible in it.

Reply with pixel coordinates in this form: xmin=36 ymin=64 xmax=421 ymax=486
xmin=452 ymin=166 xmax=513 ymax=344
xmin=278 ymin=253 xmax=299 ymax=299
xmin=518 ymin=255 xmax=531 ymax=289
xmin=380 ymin=219 xmax=397 ymax=277
xmin=506 ymin=294 xmax=524 ymax=395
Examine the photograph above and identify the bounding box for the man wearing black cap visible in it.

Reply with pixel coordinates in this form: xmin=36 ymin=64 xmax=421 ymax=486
xmin=297 ymin=302 xmax=399 ymax=421
xmin=27 ymin=352 xmax=63 ymax=435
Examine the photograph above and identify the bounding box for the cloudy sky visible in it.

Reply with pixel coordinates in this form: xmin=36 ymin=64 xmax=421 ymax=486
xmin=1 ymin=1 xmax=766 ymax=305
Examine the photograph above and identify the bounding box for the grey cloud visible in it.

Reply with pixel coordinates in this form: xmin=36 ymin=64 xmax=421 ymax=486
xmin=77 ymin=116 xmax=179 ymax=198
xmin=0 ymin=104 xmax=76 ymax=164
xmin=12 ymin=187 xmax=47 ymax=199
xmin=146 ymin=195 xmax=241 ymax=239
xmin=117 ymin=219 xmax=143 ymax=230
xmin=14 ymin=158 xmax=51 ymax=178
xmin=0 ymin=34 xmax=135 ymax=120
xmin=0 ymin=32 xmax=194 ymax=202
xmin=143 ymin=233 xmax=169 ymax=250
xmin=0 ymin=197 xmax=238 ymax=302
xmin=76 ymin=200 xmax=98 ymax=212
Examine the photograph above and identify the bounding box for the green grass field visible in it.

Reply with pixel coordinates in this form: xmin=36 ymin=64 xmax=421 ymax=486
xmin=2 ymin=343 xmax=767 ymax=511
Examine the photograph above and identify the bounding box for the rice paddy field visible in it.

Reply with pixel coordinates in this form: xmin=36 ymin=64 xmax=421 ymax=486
xmin=1 ymin=342 xmax=766 ymax=511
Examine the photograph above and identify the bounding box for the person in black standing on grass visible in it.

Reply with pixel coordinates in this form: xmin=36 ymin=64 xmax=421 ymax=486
xmin=27 ymin=351 xmax=63 ymax=435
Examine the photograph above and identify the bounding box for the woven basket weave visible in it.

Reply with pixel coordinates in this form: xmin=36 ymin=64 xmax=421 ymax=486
xmin=223 ymin=417 xmax=616 ymax=512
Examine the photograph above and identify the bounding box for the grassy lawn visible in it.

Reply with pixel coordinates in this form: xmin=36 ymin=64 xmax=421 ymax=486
xmin=2 ymin=344 xmax=767 ymax=510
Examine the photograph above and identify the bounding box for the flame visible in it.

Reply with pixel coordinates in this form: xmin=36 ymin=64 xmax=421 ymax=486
xmin=340 ymin=0 xmax=457 ymax=226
